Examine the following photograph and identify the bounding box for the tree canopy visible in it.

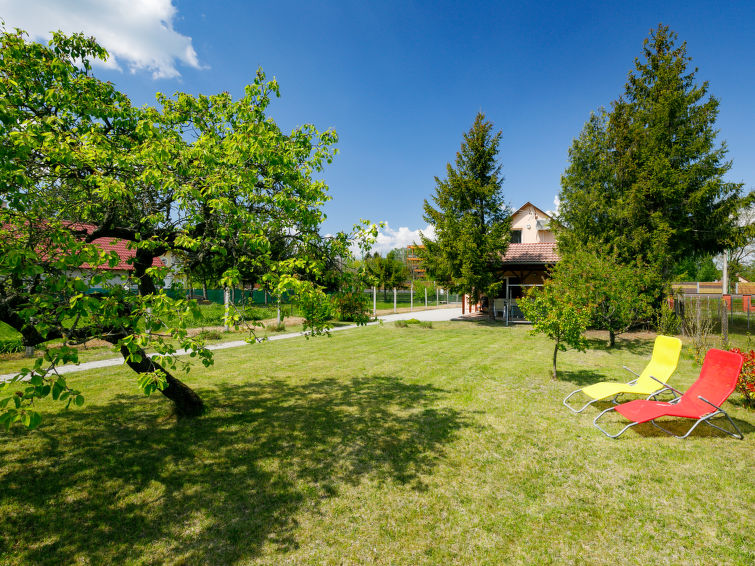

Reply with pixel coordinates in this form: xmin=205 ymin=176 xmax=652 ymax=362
xmin=0 ymin=28 xmax=369 ymax=429
xmin=557 ymin=24 xmax=748 ymax=294
xmin=419 ymin=113 xmax=510 ymax=302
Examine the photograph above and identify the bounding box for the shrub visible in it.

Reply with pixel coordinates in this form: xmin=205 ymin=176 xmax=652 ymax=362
xmin=393 ymin=319 xmax=431 ymax=328
xmin=197 ymin=329 xmax=223 ymax=341
xmin=729 ymin=348 xmax=755 ymax=408
xmin=655 ymin=301 xmax=681 ymax=336
xmin=0 ymin=338 xmax=24 ymax=354
xmin=334 ymin=290 xmax=370 ymax=323
xmin=267 ymin=322 xmax=287 ymax=333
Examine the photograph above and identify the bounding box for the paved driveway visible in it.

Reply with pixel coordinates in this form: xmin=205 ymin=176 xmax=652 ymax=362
xmin=378 ymin=307 xmax=462 ymax=322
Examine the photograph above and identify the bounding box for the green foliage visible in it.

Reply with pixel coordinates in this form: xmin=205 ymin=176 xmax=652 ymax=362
xmin=729 ymin=348 xmax=755 ymax=408
xmin=519 ymin=284 xmax=590 ymax=379
xmin=333 ymin=290 xmax=371 ymax=323
xmin=364 ymin=251 xmax=410 ymax=296
xmin=655 ymin=301 xmax=681 ymax=336
xmin=558 ymin=25 xmax=745 ymax=299
xmin=670 ymin=255 xmax=721 ymax=282
xmin=0 ymin=338 xmax=24 ymax=354
xmin=420 ymin=113 xmax=510 ymax=302
xmin=0 ymin=28 xmax=366 ymax=428
xmin=549 ymin=248 xmax=653 ymax=346
xmin=393 ymin=319 xmax=432 ymax=329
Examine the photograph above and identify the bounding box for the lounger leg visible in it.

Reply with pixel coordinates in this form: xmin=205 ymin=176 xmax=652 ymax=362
xmin=563 ymin=389 xmax=601 ymax=414
xmin=651 ymin=411 xmax=744 ymax=440
xmin=593 ymin=406 xmax=638 ymax=438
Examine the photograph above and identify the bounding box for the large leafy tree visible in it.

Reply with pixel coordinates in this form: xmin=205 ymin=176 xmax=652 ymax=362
xmin=0 ymin=29 xmax=364 ymax=428
xmin=558 ymin=24 xmax=747 ymax=294
xmin=419 ymin=113 xmax=510 ymax=303
xmin=549 ymin=249 xmax=653 ymax=347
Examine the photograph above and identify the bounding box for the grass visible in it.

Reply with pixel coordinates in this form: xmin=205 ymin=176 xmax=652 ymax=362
xmin=1 ymin=322 xmax=754 ymax=564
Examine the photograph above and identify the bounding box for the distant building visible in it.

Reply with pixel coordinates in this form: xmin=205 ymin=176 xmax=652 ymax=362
xmin=406 ymin=245 xmax=426 ymax=279
xmin=493 ymin=202 xmax=560 ymax=320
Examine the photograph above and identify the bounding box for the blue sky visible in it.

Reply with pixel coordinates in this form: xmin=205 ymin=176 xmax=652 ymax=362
xmin=2 ymin=0 xmax=753 ymax=253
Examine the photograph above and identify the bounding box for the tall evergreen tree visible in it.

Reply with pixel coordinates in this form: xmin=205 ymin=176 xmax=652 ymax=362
xmin=558 ymin=24 xmax=746 ymax=291
xmin=419 ymin=113 xmax=510 ymax=303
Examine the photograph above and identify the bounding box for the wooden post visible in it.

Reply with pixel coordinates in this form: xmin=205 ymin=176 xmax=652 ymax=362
xmin=462 ymin=294 xmax=465 ymax=315
xmin=410 ymin=281 xmax=414 ymax=312
xmin=425 ymin=287 xmax=428 ymax=308
xmin=436 ymin=285 xmax=439 ymax=306
xmin=373 ymin=286 xmax=377 ymax=317
xmin=393 ymin=288 xmax=397 ymax=313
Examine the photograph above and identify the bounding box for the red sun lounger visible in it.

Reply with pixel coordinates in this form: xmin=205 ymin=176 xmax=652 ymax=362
xmin=593 ymin=348 xmax=744 ymax=439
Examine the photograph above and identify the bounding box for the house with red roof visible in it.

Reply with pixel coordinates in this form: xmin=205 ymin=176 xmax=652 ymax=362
xmin=492 ymin=202 xmax=560 ymax=320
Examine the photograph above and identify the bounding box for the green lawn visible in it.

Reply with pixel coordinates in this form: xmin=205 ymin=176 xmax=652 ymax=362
xmin=1 ymin=322 xmax=754 ymax=564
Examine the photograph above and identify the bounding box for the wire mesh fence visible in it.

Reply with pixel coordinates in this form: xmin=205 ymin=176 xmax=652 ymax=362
xmin=362 ymin=286 xmax=461 ymax=313
xmin=672 ymin=294 xmax=755 ymax=334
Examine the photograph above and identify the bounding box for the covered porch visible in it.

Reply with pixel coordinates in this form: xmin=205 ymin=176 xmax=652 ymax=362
xmin=490 ymin=243 xmax=559 ymax=324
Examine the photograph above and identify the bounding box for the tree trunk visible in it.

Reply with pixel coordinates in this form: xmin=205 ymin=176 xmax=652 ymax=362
xmin=552 ymin=340 xmax=559 ymax=380
xmin=609 ymin=330 xmax=616 ymax=348
xmin=119 ymin=344 xmax=205 ymax=417
xmin=130 ymin=250 xmax=205 ymax=417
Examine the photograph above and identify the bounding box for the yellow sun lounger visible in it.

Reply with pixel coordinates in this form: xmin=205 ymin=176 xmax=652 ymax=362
xmin=563 ymin=335 xmax=682 ymax=414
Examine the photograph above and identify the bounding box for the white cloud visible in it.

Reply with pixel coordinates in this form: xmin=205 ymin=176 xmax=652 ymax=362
xmin=0 ymin=0 xmax=202 ymax=79
xmin=547 ymin=195 xmax=561 ymax=217
xmin=369 ymin=223 xmax=435 ymax=256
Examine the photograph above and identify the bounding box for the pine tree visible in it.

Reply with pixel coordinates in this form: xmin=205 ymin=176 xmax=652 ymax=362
xmin=419 ymin=113 xmax=510 ymax=302
xmin=559 ymin=24 xmax=746 ymax=290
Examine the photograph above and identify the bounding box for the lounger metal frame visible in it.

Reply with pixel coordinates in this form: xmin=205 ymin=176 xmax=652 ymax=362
xmin=563 ymin=366 xmax=639 ymax=414
xmin=593 ymin=376 xmax=743 ymax=440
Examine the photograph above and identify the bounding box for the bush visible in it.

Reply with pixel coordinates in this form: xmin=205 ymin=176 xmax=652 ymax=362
xmin=393 ymin=319 xmax=432 ymax=329
xmin=197 ymin=329 xmax=223 ymax=341
xmin=0 ymin=338 xmax=23 ymax=354
xmin=267 ymin=322 xmax=287 ymax=333
xmin=655 ymin=301 xmax=681 ymax=336
xmin=729 ymin=348 xmax=755 ymax=408
xmin=334 ymin=290 xmax=370 ymax=323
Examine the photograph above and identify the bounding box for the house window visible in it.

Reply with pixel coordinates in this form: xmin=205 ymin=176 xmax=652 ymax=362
xmin=510 ymin=230 xmax=522 ymax=243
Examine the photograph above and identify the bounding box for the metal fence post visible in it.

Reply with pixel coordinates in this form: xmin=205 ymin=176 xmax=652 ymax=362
xmin=224 ymin=286 xmax=230 ymax=331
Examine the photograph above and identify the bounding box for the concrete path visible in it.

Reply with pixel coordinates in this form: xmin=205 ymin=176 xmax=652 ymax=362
xmin=378 ymin=307 xmax=463 ymax=322
xmin=0 ymin=307 xmax=464 ymax=382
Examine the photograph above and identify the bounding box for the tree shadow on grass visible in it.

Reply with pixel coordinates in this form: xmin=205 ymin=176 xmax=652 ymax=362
xmin=584 ymin=336 xmax=654 ymax=356
xmin=0 ymin=375 xmax=468 ymax=564
xmin=557 ymin=369 xmax=608 ymax=387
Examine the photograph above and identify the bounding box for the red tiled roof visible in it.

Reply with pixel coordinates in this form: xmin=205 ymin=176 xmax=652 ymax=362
xmin=65 ymin=223 xmax=165 ymax=271
xmin=502 ymin=242 xmax=559 ymax=264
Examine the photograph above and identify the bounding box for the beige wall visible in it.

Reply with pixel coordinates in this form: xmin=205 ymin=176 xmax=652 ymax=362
xmin=510 ymin=203 xmax=555 ymax=243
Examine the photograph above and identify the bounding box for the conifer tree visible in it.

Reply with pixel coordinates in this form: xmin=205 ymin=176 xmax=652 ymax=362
xmin=559 ymin=24 xmax=746 ymax=292
xmin=419 ymin=113 xmax=510 ymax=303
